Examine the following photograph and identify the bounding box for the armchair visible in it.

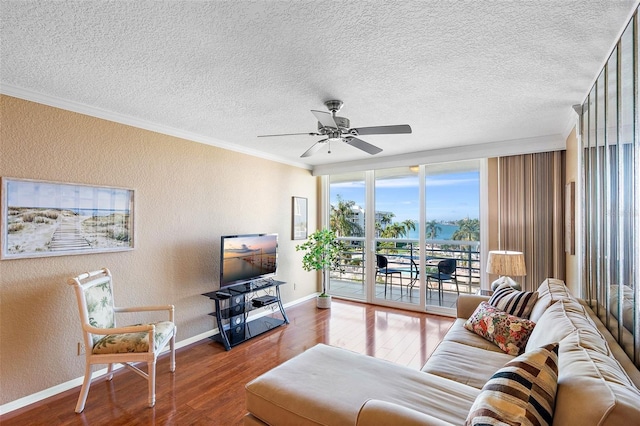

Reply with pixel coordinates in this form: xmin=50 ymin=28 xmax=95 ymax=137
xmin=67 ymin=268 xmax=176 ymax=413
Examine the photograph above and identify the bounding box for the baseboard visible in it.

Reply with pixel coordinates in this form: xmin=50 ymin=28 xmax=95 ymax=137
xmin=0 ymin=330 xmax=214 ymax=416
xmin=0 ymin=293 xmax=314 ymax=415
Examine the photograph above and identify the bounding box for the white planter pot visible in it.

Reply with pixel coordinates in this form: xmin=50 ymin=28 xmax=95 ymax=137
xmin=316 ymin=295 xmax=332 ymax=309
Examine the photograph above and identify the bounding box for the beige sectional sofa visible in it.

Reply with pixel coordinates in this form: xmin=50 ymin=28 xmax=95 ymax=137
xmin=245 ymin=279 xmax=640 ymax=425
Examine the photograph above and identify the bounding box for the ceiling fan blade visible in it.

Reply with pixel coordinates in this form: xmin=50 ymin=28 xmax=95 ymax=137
xmin=258 ymin=132 xmax=320 ymax=137
xmin=344 ymin=137 xmax=383 ymax=155
xmin=300 ymin=139 xmax=328 ymax=157
xmin=350 ymin=124 xmax=412 ymax=136
xmin=311 ymin=110 xmax=338 ymax=128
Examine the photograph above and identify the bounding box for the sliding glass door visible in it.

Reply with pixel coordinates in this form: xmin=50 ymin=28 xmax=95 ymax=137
xmin=327 ymin=160 xmax=482 ymax=313
xmin=373 ymin=167 xmax=420 ymax=306
xmin=328 ymin=172 xmax=366 ymax=301
xmin=425 ymin=164 xmax=481 ymax=309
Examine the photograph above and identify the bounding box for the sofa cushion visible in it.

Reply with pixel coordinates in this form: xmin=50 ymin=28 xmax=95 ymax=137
xmin=464 ymin=302 xmax=535 ymax=356
xmin=465 ymin=343 xmax=559 ymax=426
xmin=245 ymin=344 xmax=479 ymax=426
xmin=553 ymin=331 xmax=640 ymax=426
xmin=489 ymin=285 xmax=538 ymax=319
xmin=444 ymin=319 xmax=509 ymax=353
xmin=357 ymin=399 xmax=455 ymax=426
xmin=529 ymin=278 xmax=572 ymax=323
xmin=526 ymin=298 xmax=610 ymax=355
xmin=580 ymin=300 xmax=640 ymax=389
xmin=609 ymin=284 xmax=635 ymax=333
xmin=422 ymin=340 xmax=514 ymax=389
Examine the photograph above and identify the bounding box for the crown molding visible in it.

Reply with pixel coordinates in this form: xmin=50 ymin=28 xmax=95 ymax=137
xmin=562 ymin=108 xmax=579 ymax=141
xmin=0 ymin=84 xmax=312 ymax=171
xmin=1 ymin=84 xmax=571 ymax=176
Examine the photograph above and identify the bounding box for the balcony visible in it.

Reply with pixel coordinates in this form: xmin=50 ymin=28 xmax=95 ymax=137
xmin=329 ymin=237 xmax=481 ymax=308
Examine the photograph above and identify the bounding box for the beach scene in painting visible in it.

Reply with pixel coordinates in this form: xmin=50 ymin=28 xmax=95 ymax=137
xmin=3 ymin=180 xmax=133 ymax=257
xmin=222 ymin=235 xmax=278 ymax=284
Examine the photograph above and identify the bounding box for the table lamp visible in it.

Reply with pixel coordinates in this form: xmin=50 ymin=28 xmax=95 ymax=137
xmin=486 ymin=250 xmax=526 ymax=291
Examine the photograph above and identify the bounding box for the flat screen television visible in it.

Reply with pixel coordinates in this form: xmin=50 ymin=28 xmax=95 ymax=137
xmin=220 ymin=233 xmax=278 ymax=289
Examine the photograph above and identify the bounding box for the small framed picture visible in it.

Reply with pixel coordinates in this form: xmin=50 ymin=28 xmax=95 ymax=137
xmin=292 ymin=196 xmax=308 ymax=240
xmin=1 ymin=177 xmax=135 ymax=259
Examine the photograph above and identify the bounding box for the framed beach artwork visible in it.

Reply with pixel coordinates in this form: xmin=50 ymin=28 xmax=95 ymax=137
xmin=292 ymin=196 xmax=308 ymax=240
xmin=1 ymin=177 xmax=134 ymax=259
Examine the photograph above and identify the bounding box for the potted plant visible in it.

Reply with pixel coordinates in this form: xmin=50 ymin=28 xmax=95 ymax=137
xmin=296 ymin=228 xmax=343 ymax=308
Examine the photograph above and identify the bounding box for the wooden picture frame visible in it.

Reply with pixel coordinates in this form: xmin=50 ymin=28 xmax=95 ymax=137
xmin=292 ymin=196 xmax=308 ymax=240
xmin=1 ymin=177 xmax=134 ymax=259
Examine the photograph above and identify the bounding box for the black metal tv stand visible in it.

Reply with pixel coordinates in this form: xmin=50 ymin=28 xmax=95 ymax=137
xmin=202 ymin=279 xmax=289 ymax=350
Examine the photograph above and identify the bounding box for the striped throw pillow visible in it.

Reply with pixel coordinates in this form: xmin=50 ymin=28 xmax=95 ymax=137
xmin=465 ymin=343 xmax=559 ymax=426
xmin=489 ymin=285 xmax=538 ymax=319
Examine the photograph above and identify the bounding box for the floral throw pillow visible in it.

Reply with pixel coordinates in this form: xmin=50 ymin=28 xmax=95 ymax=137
xmin=464 ymin=302 xmax=536 ymax=356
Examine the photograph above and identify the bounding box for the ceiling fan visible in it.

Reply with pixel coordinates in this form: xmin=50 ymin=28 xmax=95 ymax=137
xmin=258 ymin=100 xmax=412 ymax=157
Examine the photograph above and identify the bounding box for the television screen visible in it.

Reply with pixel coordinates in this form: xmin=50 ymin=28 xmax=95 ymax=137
xmin=220 ymin=234 xmax=278 ymax=288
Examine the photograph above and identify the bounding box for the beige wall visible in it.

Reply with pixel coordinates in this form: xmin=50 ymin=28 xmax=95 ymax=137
xmin=564 ymin=127 xmax=580 ymax=295
xmin=0 ymin=95 xmax=318 ymax=405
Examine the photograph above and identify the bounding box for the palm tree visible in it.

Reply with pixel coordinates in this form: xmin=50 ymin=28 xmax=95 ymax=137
xmin=378 ymin=220 xmax=417 ymax=253
xmin=452 ymin=217 xmax=480 ymax=242
xmin=425 ymin=220 xmax=442 ymax=255
xmin=379 ymin=220 xmax=416 ymax=239
xmin=330 ymin=195 xmax=363 ymax=237
xmin=452 ymin=217 xmax=480 ymax=270
xmin=401 ymin=219 xmax=417 ymax=234
xmin=425 ymin=220 xmax=442 ymax=240
xmin=374 ymin=212 xmax=394 ymax=237
xmin=380 ymin=223 xmax=403 ymax=238
xmin=380 ymin=212 xmax=394 ymax=227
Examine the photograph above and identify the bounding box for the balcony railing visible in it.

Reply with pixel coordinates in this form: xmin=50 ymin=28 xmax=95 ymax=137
xmin=330 ymin=237 xmax=481 ymax=295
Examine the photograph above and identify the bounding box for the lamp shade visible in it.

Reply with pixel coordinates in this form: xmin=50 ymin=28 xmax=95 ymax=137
xmin=486 ymin=250 xmax=527 ymax=277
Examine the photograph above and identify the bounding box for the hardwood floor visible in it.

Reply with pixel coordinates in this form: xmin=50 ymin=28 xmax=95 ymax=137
xmin=1 ymin=298 xmax=454 ymax=426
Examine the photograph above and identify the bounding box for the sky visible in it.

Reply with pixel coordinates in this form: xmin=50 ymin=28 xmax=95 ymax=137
xmin=6 ymin=179 xmax=131 ymax=212
xmin=330 ymin=170 xmax=479 ymax=223
xmin=223 ymin=234 xmax=278 ymax=257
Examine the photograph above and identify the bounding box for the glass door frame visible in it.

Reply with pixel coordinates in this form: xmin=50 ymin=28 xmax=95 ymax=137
xmin=322 ymin=159 xmax=489 ymax=315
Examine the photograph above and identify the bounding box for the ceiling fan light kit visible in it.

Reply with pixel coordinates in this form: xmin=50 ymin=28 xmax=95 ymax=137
xmin=258 ymin=100 xmax=412 ymax=158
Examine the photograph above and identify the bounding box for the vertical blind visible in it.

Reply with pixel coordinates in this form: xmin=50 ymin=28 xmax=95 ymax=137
xmin=498 ymin=151 xmax=566 ymax=292
xmin=581 ymin=7 xmax=639 ymax=368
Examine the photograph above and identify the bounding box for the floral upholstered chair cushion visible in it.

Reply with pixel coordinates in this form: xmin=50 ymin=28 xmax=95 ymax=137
xmin=84 ymin=278 xmax=115 ymax=346
xmin=92 ymin=321 xmax=175 ymax=354
xmin=84 ymin=275 xmax=173 ymax=353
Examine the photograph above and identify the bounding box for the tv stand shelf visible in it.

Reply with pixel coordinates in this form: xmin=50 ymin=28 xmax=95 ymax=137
xmin=202 ymin=279 xmax=289 ymax=350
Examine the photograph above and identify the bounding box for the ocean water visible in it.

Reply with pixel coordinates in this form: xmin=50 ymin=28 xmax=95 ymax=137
xmin=406 ymin=223 xmax=458 ymax=240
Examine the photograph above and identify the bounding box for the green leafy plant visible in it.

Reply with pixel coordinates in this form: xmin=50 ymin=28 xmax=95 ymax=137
xmin=296 ymin=228 xmax=343 ymax=296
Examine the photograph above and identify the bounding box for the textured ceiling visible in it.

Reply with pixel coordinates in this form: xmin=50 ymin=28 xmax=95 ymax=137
xmin=1 ymin=1 xmax=638 ymax=171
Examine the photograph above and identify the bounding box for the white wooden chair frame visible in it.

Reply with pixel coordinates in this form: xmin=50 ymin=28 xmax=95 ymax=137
xmin=68 ymin=268 xmax=176 ymax=413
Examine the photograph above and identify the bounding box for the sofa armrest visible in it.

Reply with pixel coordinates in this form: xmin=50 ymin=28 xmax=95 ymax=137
xmin=457 ymin=294 xmax=489 ymax=319
xmin=356 ymin=399 xmax=455 ymax=426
